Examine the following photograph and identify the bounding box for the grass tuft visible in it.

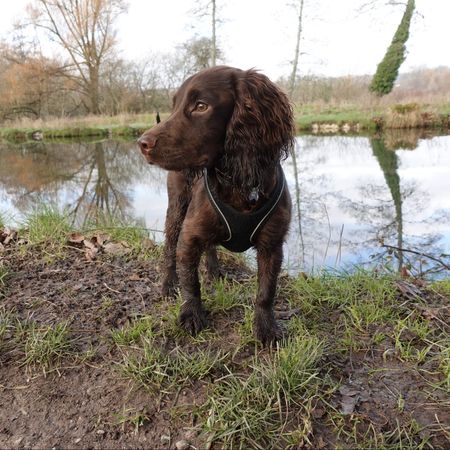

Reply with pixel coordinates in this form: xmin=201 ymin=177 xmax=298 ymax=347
xmin=24 ymin=207 xmax=70 ymax=246
xmin=0 ymin=309 xmax=15 ymax=352
xmin=0 ymin=265 xmax=8 ymax=297
xmin=22 ymin=321 xmax=74 ymax=371
xmin=204 ymin=278 xmax=252 ymax=312
xmin=202 ymin=332 xmax=323 ymax=448
xmin=119 ymin=339 xmax=226 ymax=393
xmin=111 ymin=316 xmax=156 ymax=346
xmin=430 ymin=280 xmax=450 ymax=297
xmin=84 ymin=214 xmax=162 ymax=258
xmin=115 ymin=408 xmax=150 ymax=433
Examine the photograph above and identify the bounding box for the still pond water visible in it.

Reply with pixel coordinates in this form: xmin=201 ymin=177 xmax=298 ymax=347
xmin=1 ymin=132 xmax=449 ymax=276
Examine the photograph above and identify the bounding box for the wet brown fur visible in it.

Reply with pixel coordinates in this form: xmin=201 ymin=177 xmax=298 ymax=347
xmin=138 ymin=66 xmax=295 ymax=344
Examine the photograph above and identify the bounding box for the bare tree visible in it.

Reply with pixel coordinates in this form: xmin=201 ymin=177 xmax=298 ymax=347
xmin=27 ymin=0 xmax=127 ymax=114
xmin=0 ymin=40 xmax=73 ymax=120
xmin=211 ymin=0 xmax=217 ymax=66
xmin=358 ymin=1 xmax=411 ymax=13
xmin=192 ymin=0 xmax=222 ymax=66
xmin=288 ymin=0 xmax=305 ymax=98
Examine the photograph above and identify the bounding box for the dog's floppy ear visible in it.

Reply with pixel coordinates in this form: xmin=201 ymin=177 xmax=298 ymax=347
xmin=225 ymin=69 xmax=295 ymax=165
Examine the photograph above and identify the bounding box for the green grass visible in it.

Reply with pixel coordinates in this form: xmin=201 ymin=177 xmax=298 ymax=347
xmin=0 ymin=112 xmax=163 ymax=142
xmin=295 ymin=107 xmax=377 ymax=131
xmin=115 ymin=408 xmax=150 ymax=433
xmin=22 ymin=321 xmax=75 ymax=372
xmin=111 ymin=316 xmax=156 ymax=346
xmin=118 ymin=339 xmax=226 ymax=394
xmin=294 ymin=102 xmax=450 ymax=132
xmin=201 ymin=332 xmax=323 ymax=448
xmin=82 ymin=215 xmax=162 ymax=258
xmin=0 ymin=124 xmax=148 ymax=142
xmin=24 ymin=206 xmax=70 ymax=247
xmin=285 ymin=270 xmax=398 ymax=330
xmin=0 ymin=309 xmax=15 ymax=352
xmin=7 ymin=209 xmax=162 ymax=261
xmin=204 ymin=278 xmax=253 ymax=312
xmin=437 ymin=339 xmax=450 ymax=390
xmin=329 ymin=413 xmax=432 ymax=449
xmin=1 ymin=215 xmax=450 ymax=447
xmin=112 ymin=312 xmax=227 ymax=392
xmin=430 ymin=279 xmax=450 ymax=297
xmin=1 ymin=105 xmax=449 ymax=141
xmin=0 ymin=265 xmax=8 ymax=297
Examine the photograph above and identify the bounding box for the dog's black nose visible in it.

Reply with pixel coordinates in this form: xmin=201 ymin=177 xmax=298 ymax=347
xmin=138 ymin=134 xmax=157 ymax=155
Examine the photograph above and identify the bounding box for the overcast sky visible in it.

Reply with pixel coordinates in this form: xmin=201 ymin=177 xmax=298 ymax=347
xmin=1 ymin=0 xmax=449 ymax=80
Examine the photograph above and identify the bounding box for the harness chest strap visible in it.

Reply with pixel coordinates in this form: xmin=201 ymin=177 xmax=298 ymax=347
xmin=203 ymin=165 xmax=286 ymax=253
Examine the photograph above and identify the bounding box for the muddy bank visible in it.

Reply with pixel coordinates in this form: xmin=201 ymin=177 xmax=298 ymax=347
xmin=0 ymin=228 xmax=449 ymax=449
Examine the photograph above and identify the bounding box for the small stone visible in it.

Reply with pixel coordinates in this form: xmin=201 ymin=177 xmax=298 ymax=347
xmin=96 ymin=429 xmax=105 ymax=435
xmin=184 ymin=429 xmax=199 ymax=440
xmin=160 ymin=434 xmax=170 ymax=444
xmin=175 ymin=439 xmax=190 ymax=450
xmin=74 ymin=438 xmax=82 ymax=444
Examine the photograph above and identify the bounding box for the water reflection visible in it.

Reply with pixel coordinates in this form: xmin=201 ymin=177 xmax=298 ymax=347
xmin=285 ymin=131 xmax=450 ymax=276
xmin=1 ymin=132 xmax=449 ymax=276
xmin=0 ymin=139 xmax=166 ymax=229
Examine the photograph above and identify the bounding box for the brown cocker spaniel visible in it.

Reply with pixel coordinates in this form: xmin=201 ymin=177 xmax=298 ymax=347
xmin=138 ymin=66 xmax=294 ymax=345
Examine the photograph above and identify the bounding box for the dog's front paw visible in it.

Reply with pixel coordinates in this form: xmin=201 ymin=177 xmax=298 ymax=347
xmin=254 ymin=309 xmax=285 ymax=346
xmin=179 ymin=304 xmax=208 ymax=335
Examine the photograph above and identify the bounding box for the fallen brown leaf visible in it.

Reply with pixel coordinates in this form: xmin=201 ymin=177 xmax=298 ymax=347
xmin=103 ymin=242 xmax=131 ymax=256
xmin=83 ymin=239 xmax=97 ymax=250
xmin=85 ymin=247 xmax=99 ymax=261
xmin=67 ymin=232 xmax=85 ymax=246
xmin=92 ymin=233 xmax=110 ymax=246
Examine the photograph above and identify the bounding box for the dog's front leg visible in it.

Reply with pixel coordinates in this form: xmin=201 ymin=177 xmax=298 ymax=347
xmin=254 ymin=244 xmax=284 ymax=345
xmin=176 ymin=231 xmax=208 ymax=335
xmin=161 ymin=173 xmax=190 ymax=297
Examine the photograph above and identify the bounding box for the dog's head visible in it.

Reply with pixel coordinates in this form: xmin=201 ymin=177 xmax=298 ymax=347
xmin=138 ymin=66 xmax=294 ymax=183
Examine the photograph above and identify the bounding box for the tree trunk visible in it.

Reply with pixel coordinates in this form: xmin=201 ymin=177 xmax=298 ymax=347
xmin=288 ymin=0 xmax=305 ymax=99
xmin=89 ymin=66 xmax=101 ymax=115
xmin=211 ymin=0 xmax=217 ymax=66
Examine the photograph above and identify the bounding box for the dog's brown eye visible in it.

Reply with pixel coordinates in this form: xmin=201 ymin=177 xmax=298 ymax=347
xmin=194 ymin=102 xmax=208 ymax=112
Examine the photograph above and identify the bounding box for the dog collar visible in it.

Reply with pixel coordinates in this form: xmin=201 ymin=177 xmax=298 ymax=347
xmin=203 ymin=165 xmax=286 ymax=252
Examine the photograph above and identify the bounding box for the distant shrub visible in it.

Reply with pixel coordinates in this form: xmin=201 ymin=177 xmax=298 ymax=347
xmin=392 ymin=103 xmax=419 ymax=114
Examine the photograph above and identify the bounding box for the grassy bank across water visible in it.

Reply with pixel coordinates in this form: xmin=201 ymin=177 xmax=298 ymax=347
xmin=1 ymin=102 xmax=449 ymax=141
xmin=0 ymin=113 xmax=163 ymax=141
xmin=1 ymin=209 xmax=449 ymax=448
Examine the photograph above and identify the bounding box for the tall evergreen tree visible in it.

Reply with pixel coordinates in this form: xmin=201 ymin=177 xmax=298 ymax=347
xmin=370 ymin=0 xmax=415 ymax=96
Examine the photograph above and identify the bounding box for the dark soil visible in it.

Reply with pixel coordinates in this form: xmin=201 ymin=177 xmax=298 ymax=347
xmin=0 ymin=235 xmax=449 ymax=449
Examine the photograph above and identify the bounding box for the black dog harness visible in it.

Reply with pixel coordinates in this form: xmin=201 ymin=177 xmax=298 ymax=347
xmin=203 ymin=165 xmax=286 ymax=252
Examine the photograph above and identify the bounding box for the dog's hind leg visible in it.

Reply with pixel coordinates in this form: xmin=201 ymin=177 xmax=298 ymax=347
xmin=205 ymin=246 xmax=222 ymax=282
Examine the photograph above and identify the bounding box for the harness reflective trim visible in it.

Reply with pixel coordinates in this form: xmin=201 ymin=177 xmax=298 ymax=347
xmin=249 ymin=173 xmax=285 ymax=243
xmin=203 ymin=165 xmax=285 ymax=252
xmin=203 ymin=169 xmax=232 ymax=242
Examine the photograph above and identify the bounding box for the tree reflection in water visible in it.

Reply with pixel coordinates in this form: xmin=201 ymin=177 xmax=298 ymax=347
xmin=286 ymin=131 xmax=450 ymax=277
xmin=0 ymin=139 xmax=164 ymax=226
xmin=1 ymin=133 xmax=449 ymax=276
